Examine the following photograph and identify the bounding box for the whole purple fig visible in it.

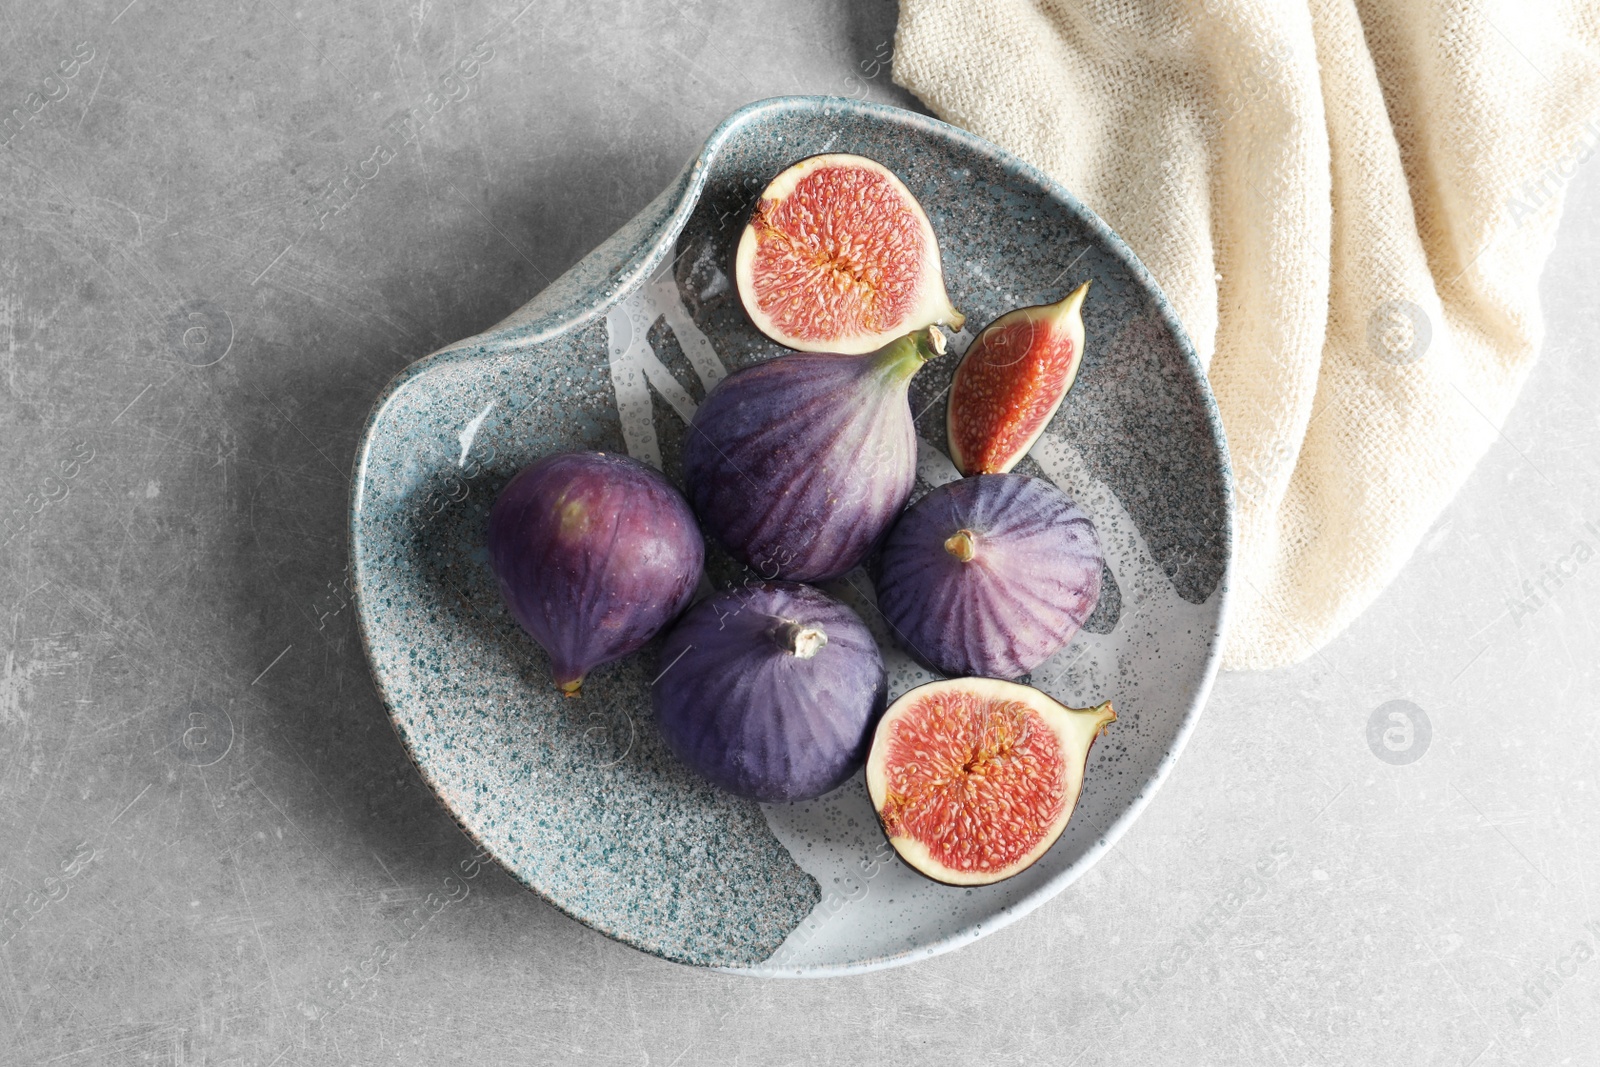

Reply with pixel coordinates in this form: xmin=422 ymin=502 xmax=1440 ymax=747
xmin=874 ymin=474 xmax=1103 ymax=679
xmin=684 ymin=326 xmax=945 ymax=582
xmin=653 ymin=582 xmax=887 ymax=802
xmin=487 ymin=452 xmax=703 ymax=696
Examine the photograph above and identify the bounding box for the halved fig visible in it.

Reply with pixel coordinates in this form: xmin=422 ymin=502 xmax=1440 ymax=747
xmin=866 ymin=677 xmax=1114 ymax=886
xmin=947 ymin=281 xmax=1090 ymax=476
xmin=734 ymin=153 xmax=964 ymax=354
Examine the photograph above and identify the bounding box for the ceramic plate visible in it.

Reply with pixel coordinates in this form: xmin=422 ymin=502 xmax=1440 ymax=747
xmin=351 ymin=97 xmax=1233 ymax=975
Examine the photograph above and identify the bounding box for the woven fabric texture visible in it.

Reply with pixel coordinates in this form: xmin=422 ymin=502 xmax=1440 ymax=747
xmin=894 ymin=0 xmax=1600 ymax=668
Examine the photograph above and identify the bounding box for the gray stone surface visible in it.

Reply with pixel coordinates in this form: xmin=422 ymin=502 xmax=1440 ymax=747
xmin=1 ymin=0 xmax=1596 ymax=1063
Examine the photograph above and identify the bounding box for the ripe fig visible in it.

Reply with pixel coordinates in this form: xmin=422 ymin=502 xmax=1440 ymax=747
xmin=875 ymin=473 xmax=1103 ymax=679
xmin=486 ymin=452 xmax=703 ymax=696
xmin=735 ymin=153 xmax=964 ymax=354
xmin=866 ymin=677 xmax=1115 ymax=886
xmin=947 ymin=281 xmax=1090 ymax=476
xmin=685 ymin=326 xmax=945 ymax=582
xmin=653 ymin=582 xmax=888 ymax=802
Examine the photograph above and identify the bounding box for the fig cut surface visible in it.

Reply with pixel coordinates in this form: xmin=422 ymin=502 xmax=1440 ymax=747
xmin=866 ymin=677 xmax=1114 ymax=886
xmin=948 ymin=281 xmax=1090 ymax=476
xmin=735 ymin=153 xmax=964 ymax=354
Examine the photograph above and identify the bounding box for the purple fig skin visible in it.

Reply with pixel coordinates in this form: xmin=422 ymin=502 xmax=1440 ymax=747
xmin=653 ymin=582 xmax=888 ymax=802
xmin=874 ymin=474 xmax=1103 ymax=679
xmin=684 ymin=327 xmax=944 ymax=583
xmin=487 ymin=452 xmax=703 ymax=696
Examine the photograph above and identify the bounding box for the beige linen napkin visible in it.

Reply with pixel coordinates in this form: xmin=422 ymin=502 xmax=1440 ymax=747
xmin=894 ymin=0 xmax=1600 ymax=668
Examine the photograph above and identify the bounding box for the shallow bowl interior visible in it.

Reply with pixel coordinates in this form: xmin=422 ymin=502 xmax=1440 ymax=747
xmin=351 ymin=96 xmax=1233 ymax=974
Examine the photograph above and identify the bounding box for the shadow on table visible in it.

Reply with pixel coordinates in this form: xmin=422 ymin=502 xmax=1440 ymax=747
xmin=213 ymin=10 xmax=931 ymax=946
xmin=213 ymin=146 xmax=666 ymax=917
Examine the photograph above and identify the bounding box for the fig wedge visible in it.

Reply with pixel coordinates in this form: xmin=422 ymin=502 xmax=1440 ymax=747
xmin=947 ymin=281 xmax=1089 ymax=476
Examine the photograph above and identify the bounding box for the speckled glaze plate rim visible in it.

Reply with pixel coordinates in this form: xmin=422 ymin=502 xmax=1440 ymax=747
xmin=349 ymin=95 xmax=1235 ymax=976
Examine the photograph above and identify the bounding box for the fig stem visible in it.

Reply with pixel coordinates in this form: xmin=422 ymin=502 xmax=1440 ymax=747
xmin=558 ymin=677 xmax=584 ymax=698
xmin=773 ymin=620 xmax=828 ymax=659
xmin=870 ymin=326 xmax=946 ymax=385
xmin=944 ymin=529 xmax=977 ymax=562
xmin=1046 ymin=279 xmax=1091 ymax=324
